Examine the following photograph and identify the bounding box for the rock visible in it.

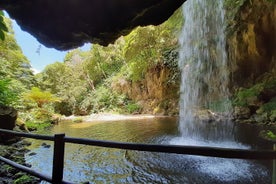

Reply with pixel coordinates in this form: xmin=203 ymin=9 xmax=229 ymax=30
xmin=270 ymin=110 xmax=276 ymax=122
xmin=0 ymin=0 xmax=186 ymax=50
xmin=51 ymin=114 xmax=61 ymax=125
xmin=253 ymin=113 xmax=269 ymax=123
xmin=0 ymin=105 xmax=18 ymax=143
xmin=0 ymin=141 xmax=40 ymax=183
xmin=0 ymin=105 xmax=17 ymax=130
xmin=194 ymin=109 xmax=220 ymax=123
xmin=15 ymin=118 xmax=29 ymax=132
xmin=228 ymin=0 xmax=276 ymax=87
xmin=234 ymin=106 xmax=251 ymax=119
xmin=28 ymin=152 xmax=37 ymax=156
xmin=41 ymin=142 xmax=51 ymax=148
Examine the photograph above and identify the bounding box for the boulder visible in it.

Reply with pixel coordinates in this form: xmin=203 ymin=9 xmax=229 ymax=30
xmin=0 ymin=105 xmax=17 ymax=142
xmin=0 ymin=105 xmax=17 ymax=130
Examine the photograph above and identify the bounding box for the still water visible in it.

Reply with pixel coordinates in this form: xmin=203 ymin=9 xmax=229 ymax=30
xmin=26 ymin=117 xmax=273 ymax=183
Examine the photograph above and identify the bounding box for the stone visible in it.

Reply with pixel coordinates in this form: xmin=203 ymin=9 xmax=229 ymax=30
xmin=0 ymin=105 xmax=17 ymax=142
xmin=0 ymin=105 xmax=17 ymax=130
xmin=234 ymin=106 xmax=251 ymax=119
xmin=0 ymin=0 xmax=186 ymax=50
xmin=194 ymin=109 xmax=219 ymax=123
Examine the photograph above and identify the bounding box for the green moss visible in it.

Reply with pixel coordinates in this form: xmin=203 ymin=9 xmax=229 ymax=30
xmin=262 ymin=98 xmax=276 ymax=112
xmin=25 ymin=121 xmax=52 ymax=132
xmin=14 ymin=174 xmax=34 ymax=184
xmin=257 ymin=98 xmax=276 ymax=120
xmin=234 ymin=83 xmax=264 ymax=107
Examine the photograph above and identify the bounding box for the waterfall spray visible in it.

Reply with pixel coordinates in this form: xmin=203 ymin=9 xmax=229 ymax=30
xmin=178 ymin=0 xmax=232 ymax=138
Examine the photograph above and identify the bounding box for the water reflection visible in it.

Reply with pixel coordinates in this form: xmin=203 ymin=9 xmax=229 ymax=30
xmin=25 ymin=117 xmax=272 ymax=183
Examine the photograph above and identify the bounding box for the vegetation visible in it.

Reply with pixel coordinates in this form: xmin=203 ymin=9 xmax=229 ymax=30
xmin=0 ymin=11 xmax=8 ymax=40
xmin=23 ymin=87 xmax=59 ymax=108
xmin=36 ymin=8 xmax=182 ymax=116
xmin=0 ymin=79 xmax=19 ymax=106
xmin=0 ymin=16 xmax=54 ymax=130
xmin=233 ymin=72 xmax=276 ymax=124
xmin=0 ymin=7 xmax=182 ymax=136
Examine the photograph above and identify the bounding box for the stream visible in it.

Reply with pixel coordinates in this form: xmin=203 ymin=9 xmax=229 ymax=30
xmin=25 ymin=117 xmax=273 ymax=184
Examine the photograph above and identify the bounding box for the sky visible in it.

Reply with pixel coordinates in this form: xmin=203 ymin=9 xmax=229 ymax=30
xmin=10 ymin=16 xmax=91 ymax=73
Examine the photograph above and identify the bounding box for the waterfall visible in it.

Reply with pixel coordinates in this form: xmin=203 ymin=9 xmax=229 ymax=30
xmin=178 ymin=0 xmax=232 ymax=139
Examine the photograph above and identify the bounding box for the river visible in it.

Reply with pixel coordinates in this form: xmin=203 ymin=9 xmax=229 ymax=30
xmin=25 ymin=117 xmax=273 ymax=184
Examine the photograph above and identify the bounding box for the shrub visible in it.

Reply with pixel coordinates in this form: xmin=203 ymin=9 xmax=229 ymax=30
xmin=0 ymin=79 xmax=19 ymax=106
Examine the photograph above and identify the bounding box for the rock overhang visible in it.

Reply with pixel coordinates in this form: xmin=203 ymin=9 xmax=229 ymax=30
xmin=0 ymin=0 xmax=186 ymax=50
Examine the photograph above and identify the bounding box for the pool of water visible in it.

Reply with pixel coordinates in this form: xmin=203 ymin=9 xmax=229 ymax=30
xmin=25 ymin=117 xmax=273 ymax=183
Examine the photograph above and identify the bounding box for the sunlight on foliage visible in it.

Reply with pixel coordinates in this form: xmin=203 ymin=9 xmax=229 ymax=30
xmin=0 ymin=79 xmax=19 ymax=106
xmin=0 ymin=11 xmax=8 ymax=40
xmin=23 ymin=87 xmax=60 ymax=108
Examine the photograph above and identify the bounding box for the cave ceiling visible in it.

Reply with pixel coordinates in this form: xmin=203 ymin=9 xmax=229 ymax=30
xmin=0 ymin=0 xmax=186 ymax=50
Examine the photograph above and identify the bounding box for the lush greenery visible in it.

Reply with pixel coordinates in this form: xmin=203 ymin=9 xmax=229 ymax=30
xmin=0 ymin=8 xmax=182 ymax=134
xmin=0 ymin=11 xmax=8 ymax=40
xmin=0 ymin=16 xmax=56 ymax=130
xmin=233 ymin=72 xmax=276 ymax=124
xmin=36 ymin=8 xmax=182 ymax=116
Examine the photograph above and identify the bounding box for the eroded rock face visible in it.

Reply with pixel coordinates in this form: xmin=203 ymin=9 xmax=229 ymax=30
xmin=112 ymin=65 xmax=179 ymax=115
xmin=227 ymin=0 xmax=276 ymax=87
xmin=0 ymin=0 xmax=185 ymax=50
xmin=228 ymin=0 xmax=276 ymax=124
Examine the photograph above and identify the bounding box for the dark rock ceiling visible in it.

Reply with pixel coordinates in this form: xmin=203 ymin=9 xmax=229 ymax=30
xmin=0 ymin=0 xmax=186 ymax=50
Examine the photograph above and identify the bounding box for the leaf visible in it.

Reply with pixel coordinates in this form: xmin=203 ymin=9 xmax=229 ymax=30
xmin=0 ymin=21 xmax=8 ymax=32
xmin=0 ymin=30 xmax=5 ymax=40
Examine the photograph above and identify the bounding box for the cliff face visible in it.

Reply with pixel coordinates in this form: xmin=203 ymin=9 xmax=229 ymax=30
xmin=228 ymin=0 xmax=276 ymax=87
xmin=112 ymin=65 xmax=179 ymax=115
xmin=227 ymin=0 xmax=276 ymax=124
xmin=112 ymin=0 xmax=276 ymax=118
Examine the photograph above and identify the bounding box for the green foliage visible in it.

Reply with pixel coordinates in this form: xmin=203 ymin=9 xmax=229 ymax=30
xmin=87 ymin=85 xmax=124 ymax=113
xmin=162 ymin=46 xmax=180 ymax=84
xmin=125 ymin=102 xmax=141 ymax=114
xmin=0 ymin=11 xmax=8 ymax=40
xmin=37 ymin=7 xmax=182 ymax=115
xmin=0 ymin=16 xmax=35 ymax=91
xmin=19 ymin=108 xmax=54 ymax=132
xmin=259 ymin=97 xmax=276 ymax=112
xmin=0 ymin=79 xmax=19 ymax=106
xmin=234 ymin=75 xmax=276 ymax=107
xmin=233 ymin=84 xmax=263 ymax=106
xmin=23 ymin=87 xmax=60 ymax=108
xmin=267 ymin=130 xmax=276 ymax=139
xmin=14 ymin=174 xmax=35 ymax=184
xmin=25 ymin=121 xmax=52 ymax=132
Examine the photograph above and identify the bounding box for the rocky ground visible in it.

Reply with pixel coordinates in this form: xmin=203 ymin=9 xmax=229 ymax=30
xmin=0 ymin=139 xmax=40 ymax=184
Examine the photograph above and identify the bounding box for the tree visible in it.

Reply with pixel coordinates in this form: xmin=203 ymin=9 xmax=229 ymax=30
xmin=0 ymin=16 xmax=35 ymax=89
xmin=0 ymin=79 xmax=19 ymax=106
xmin=0 ymin=11 xmax=8 ymax=40
xmin=23 ymin=87 xmax=59 ymax=108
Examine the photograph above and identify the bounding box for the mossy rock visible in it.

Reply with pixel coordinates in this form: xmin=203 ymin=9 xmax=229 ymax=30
xmin=259 ymin=130 xmax=276 ymax=142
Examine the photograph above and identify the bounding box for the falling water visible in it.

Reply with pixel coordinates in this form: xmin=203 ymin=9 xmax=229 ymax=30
xmin=172 ymin=1 xmax=270 ymax=181
xmin=178 ymin=0 xmax=232 ymax=139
